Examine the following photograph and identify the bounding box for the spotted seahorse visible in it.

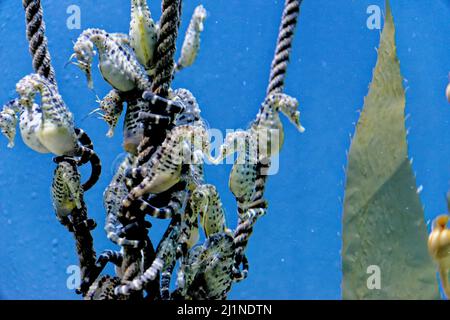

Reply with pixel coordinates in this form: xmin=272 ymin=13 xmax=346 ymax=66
xmin=175 ymin=5 xmax=207 ymax=72
xmin=129 ymin=0 xmax=159 ymax=73
xmin=72 ymin=28 xmax=151 ymax=91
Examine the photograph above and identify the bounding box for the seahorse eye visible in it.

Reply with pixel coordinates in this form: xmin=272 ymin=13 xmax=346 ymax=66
xmin=19 ymin=97 xmax=32 ymax=107
xmin=193 ymin=191 xmax=205 ymax=200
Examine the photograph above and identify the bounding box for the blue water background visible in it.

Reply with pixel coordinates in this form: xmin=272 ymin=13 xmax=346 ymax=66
xmin=0 ymin=0 xmax=449 ymax=299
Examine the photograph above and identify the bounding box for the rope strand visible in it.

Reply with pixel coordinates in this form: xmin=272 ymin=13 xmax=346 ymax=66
xmin=22 ymin=0 xmax=56 ymax=84
xmin=22 ymin=1 xmax=100 ymax=297
xmin=151 ymin=0 xmax=181 ymax=97
xmin=119 ymin=1 xmax=183 ymax=299
xmin=266 ymin=0 xmax=301 ymax=96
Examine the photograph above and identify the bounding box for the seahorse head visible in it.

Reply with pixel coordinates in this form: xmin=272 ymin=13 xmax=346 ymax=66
xmin=16 ymin=74 xmax=43 ymax=108
xmin=191 ymin=185 xmax=210 ymax=218
xmin=272 ymin=93 xmax=305 ymax=133
xmin=73 ymin=31 xmax=96 ymax=89
xmin=195 ymin=184 xmax=226 ymax=237
xmin=193 ymin=5 xmax=207 ymax=32
xmin=172 ymin=88 xmax=202 ymax=126
xmin=0 ymin=101 xmax=18 ymax=148
xmin=94 ymin=90 xmax=123 ymax=137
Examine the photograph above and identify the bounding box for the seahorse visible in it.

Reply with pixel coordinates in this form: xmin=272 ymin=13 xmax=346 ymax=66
xmin=175 ymin=5 xmax=207 ymax=72
xmin=180 ymin=183 xmax=227 ymax=252
xmin=175 ymin=184 xmax=237 ymax=300
xmin=15 ymin=74 xmax=101 ymax=190
xmin=51 ymin=159 xmax=84 ymax=225
xmin=16 ymin=73 xmax=78 ymax=155
xmin=208 ymin=93 xmax=303 ymax=281
xmin=0 ymin=99 xmax=49 ymax=152
xmin=251 ymin=92 xmax=304 ymax=161
xmin=103 ymin=155 xmax=143 ymax=248
xmin=72 ymin=28 xmax=151 ymax=91
xmin=176 ymin=232 xmax=236 ymax=300
xmin=91 ymin=89 xmax=124 ymax=137
xmin=0 ymin=101 xmax=18 ymax=148
xmin=129 ymin=0 xmax=159 ymax=73
xmin=190 ymin=184 xmax=228 ymax=238
xmin=121 ymin=125 xmax=211 ymax=209
xmin=114 ymin=217 xmax=182 ymax=297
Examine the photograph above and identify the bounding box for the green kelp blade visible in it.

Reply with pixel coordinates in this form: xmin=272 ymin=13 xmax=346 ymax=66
xmin=342 ymin=0 xmax=439 ymax=299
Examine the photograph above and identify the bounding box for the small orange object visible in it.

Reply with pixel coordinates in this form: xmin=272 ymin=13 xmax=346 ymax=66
xmin=428 ymin=214 xmax=450 ymax=298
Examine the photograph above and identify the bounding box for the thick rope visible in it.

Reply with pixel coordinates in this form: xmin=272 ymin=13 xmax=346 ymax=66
xmin=227 ymin=0 xmax=302 ymax=290
xmin=71 ymin=204 xmax=97 ymax=295
xmin=22 ymin=1 xmax=101 ymax=297
xmin=266 ymin=0 xmax=301 ymax=96
xmin=256 ymin=0 xmax=302 ymax=205
xmin=137 ymin=0 xmax=182 ymax=156
xmin=22 ymin=0 xmax=56 ymax=84
xmin=118 ymin=1 xmax=183 ymax=300
xmin=151 ymin=0 xmax=181 ymax=97
xmin=141 ymin=0 xmax=182 ymax=294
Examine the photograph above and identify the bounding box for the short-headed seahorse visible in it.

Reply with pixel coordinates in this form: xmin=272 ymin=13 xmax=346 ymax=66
xmin=129 ymin=0 xmax=159 ymax=73
xmin=121 ymin=125 xmax=211 ymax=209
xmin=0 ymin=101 xmax=18 ymax=148
xmin=190 ymin=184 xmax=228 ymax=238
xmin=73 ymin=28 xmax=151 ymax=92
xmin=15 ymin=73 xmax=78 ymax=155
xmin=176 ymin=232 xmax=236 ymax=300
xmin=251 ymin=92 xmax=304 ymax=161
xmin=92 ymin=89 xmax=124 ymax=137
xmin=175 ymin=5 xmax=207 ymax=72
xmin=51 ymin=159 xmax=84 ymax=226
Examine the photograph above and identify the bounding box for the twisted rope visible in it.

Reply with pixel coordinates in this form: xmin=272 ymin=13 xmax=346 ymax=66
xmin=22 ymin=0 xmax=56 ymax=84
xmin=256 ymin=0 xmax=302 ymax=199
xmin=121 ymin=0 xmax=186 ymax=297
xmin=137 ymin=0 xmax=182 ymax=154
xmin=151 ymin=0 xmax=181 ymax=97
xmin=226 ymin=0 xmax=303 ymax=292
xmin=141 ymin=1 xmax=182 ymax=295
xmin=71 ymin=205 xmax=97 ymax=294
xmin=119 ymin=1 xmax=183 ymax=300
xmin=22 ymin=1 xmax=101 ymax=297
xmin=266 ymin=0 xmax=301 ymax=96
